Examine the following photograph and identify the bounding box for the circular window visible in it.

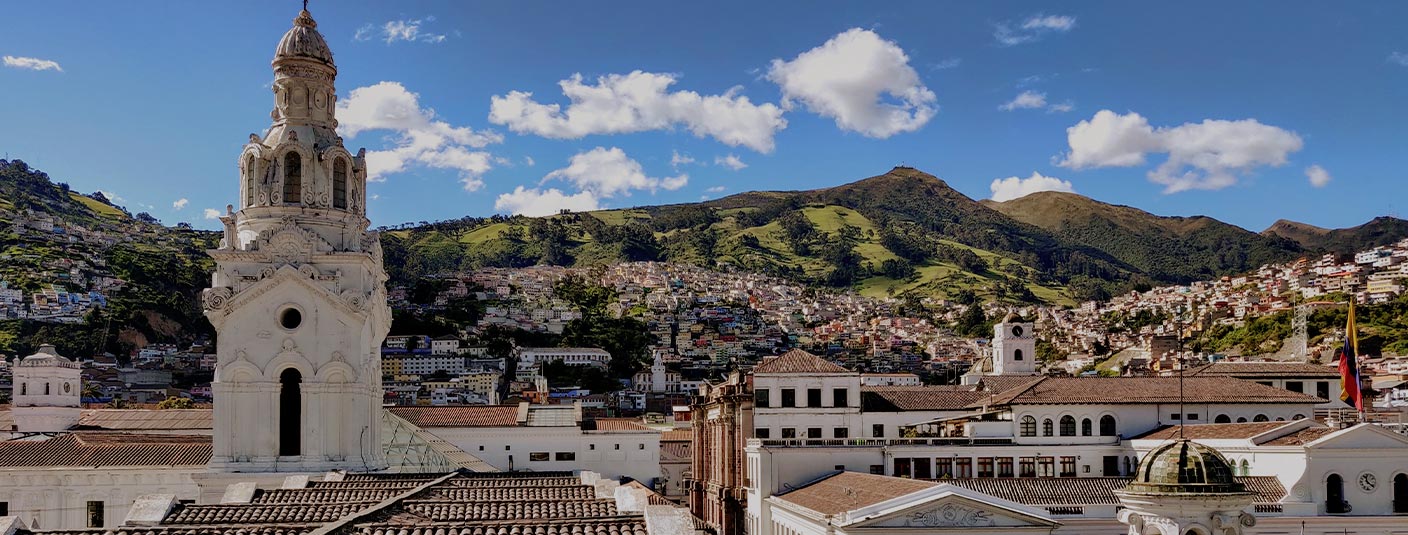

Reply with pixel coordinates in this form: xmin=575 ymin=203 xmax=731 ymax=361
xmin=279 ymin=308 xmax=302 ymax=330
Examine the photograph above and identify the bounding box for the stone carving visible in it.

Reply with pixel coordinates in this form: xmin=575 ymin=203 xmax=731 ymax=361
xmin=203 ymin=287 xmax=234 ymax=312
xmin=906 ymin=503 xmax=993 ymax=527
xmin=340 ymin=289 xmax=366 ymax=311
xmin=298 ymin=264 xmax=318 ymax=279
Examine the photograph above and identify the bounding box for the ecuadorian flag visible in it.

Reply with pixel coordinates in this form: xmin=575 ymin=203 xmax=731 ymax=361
xmin=1338 ymin=301 xmax=1364 ymax=411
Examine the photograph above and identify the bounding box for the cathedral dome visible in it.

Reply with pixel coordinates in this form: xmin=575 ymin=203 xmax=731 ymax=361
xmin=1124 ymin=439 xmax=1245 ymax=495
xmin=274 ymin=9 xmax=334 ymax=67
xmin=19 ymin=344 xmax=77 ymax=368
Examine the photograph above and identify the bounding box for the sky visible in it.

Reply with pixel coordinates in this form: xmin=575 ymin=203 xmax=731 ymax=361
xmin=1 ymin=1 xmax=1406 ymax=231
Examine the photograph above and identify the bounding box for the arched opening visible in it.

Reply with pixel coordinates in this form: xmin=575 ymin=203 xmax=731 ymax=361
xmin=1236 ymin=417 xmax=1248 ymax=423
xmin=1327 ymin=474 xmax=1348 ymax=513
xmin=1394 ymin=473 xmax=1408 ymax=513
xmin=1019 ymin=416 xmax=1036 ymax=437
xmin=1253 ymin=414 xmax=1269 ymax=422
xmin=244 ymin=154 xmax=257 ymax=208
xmin=1215 ymin=414 xmax=1231 ymax=423
xmin=1013 ymin=349 xmax=1024 ymax=361
xmin=333 ymin=157 xmax=348 ymax=209
xmin=282 ymin=153 xmax=302 ymax=204
xmin=1081 ymin=418 xmax=1092 ymax=436
xmin=19 ymin=382 xmax=25 ymax=395
xmin=1042 ymin=418 xmax=1054 ymax=437
xmin=279 ymin=368 xmax=302 ymax=456
xmin=1060 ymin=415 xmax=1076 ymax=436
xmin=1099 ymin=415 xmax=1117 ymax=437
xmin=1240 ymin=459 xmax=1250 ymax=476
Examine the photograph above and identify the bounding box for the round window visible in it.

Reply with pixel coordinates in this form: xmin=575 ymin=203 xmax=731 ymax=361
xmin=279 ymin=308 xmax=302 ymax=330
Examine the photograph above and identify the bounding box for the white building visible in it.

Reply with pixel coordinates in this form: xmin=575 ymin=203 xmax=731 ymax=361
xmin=515 ymin=347 xmax=612 ymax=368
xmin=10 ymin=345 xmax=81 ymax=433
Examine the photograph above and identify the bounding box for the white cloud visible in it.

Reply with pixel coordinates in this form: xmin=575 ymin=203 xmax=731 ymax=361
xmin=494 ymin=186 xmax=601 ymax=217
xmin=714 ymin=154 xmax=747 ymax=171
xmin=670 ymin=151 xmax=696 ymax=168
xmin=1057 ymin=110 xmax=1304 ymax=193
xmin=999 ymin=90 xmax=1047 ymax=111
xmin=2 ymin=55 xmax=62 ymax=72
xmin=1306 ymin=165 xmax=1332 ymax=188
xmin=932 ymin=58 xmax=962 ymax=70
xmin=989 ymin=172 xmax=1076 ymax=202
xmin=995 ymin=14 xmax=1076 ymax=46
xmin=543 ymin=147 xmax=687 ymax=198
xmin=524 ymin=156 xmax=536 ymax=167
xmin=203 ymin=208 xmax=222 ymax=220
xmin=489 ymin=71 xmax=786 ymax=153
xmin=337 ymin=81 xmax=502 ymax=186
xmin=357 ymin=17 xmax=446 ymax=44
xmin=1047 ymin=101 xmax=1074 ymax=113
xmin=705 ymin=186 xmax=727 ymax=193
xmin=95 ymin=190 xmax=124 ymax=205
xmin=1390 ymin=51 xmax=1408 ymax=67
xmin=172 ymin=198 xmax=189 ymax=210
xmin=767 ymin=28 xmax=936 ymax=138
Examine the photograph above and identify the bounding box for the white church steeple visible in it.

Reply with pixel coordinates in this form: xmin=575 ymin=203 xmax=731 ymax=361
xmin=992 ymin=311 xmax=1036 ymax=376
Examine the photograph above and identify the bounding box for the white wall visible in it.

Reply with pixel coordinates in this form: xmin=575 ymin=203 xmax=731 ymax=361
xmin=421 ymin=426 xmax=661 ymax=483
xmin=0 ymin=468 xmax=201 ymax=530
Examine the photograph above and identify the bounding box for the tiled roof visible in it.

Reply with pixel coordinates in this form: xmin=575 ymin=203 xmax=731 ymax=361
xmin=386 ymin=406 xmax=519 ymax=428
xmin=0 ymin=432 xmax=211 ymax=468
xmin=583 ymin=418 xmax=655 ymax=433
xmin=945 ymin=476 xmax=1286 ymax=505
xmin=861 ymin=386 xmax=989 ymax=411
xmin=752 ymin=349 xmax=850 ymax=374
xmin=1187 ymin=362 xmax=1341 ymax=378
xmin=976 ymin=376 xmax=1043 ymax=394
xmin=1131 ymin=421 xmax=1297 ymax=441
xmin=660 ymin=441 xmax=690 ymax=461
xmin=975 ymin=377 xmax=1324 ymax=406
xmin=401 ymin=499 xmax=619 ymax=521
xmin=660 ymin=429 xmax=692 ymax=441
xmin=774 ymin=471 xmax=938 ymax=515
xmin=1262 ymin=426 xmax=1338 ymax=446
xmin=26 ymin=527 xmax=313 ymax=535
xmin=76 ymin=409 xmax=213 ymax=430
xmin=252 ymin=489 xmax=405 ymax=505
xmin=350 ymin=518 xmax=649 ymax=535
xmin=164 ymin=503 xmax=374 ymax=525
xmin=419 ymin=486 xmax=596 ymax=502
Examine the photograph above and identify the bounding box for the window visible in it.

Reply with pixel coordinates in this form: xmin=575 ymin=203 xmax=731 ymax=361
xmin=1042 ymin=418 xmax=1054 ymax=437
xmin=556 ymin=452 xmax=575 ymax=461
xmin=1170 ymin=413 xmax=1182 ymax=421
xmin=936 ymin=458 xmax=953 ymax=478
xmin=1237 ymin=417 xmax=1248 ymax=423
xmin=333 ymin=157 xmax=348 ymax=209
xmin=1081 ymin=418 xmax=1092 ymax=436
xmin=1239 ymin=459 xmax=1250 ymax=476
xmin=479 ymin=445 xmax=485 ymax=451
xmin=1393 ymin=473 xmax=1408 ymax=513
xmin=613 ymin=444 xmax=620 ymax=450
xmin=639 ymin=443 xmax=645 ymax=450
xmin=0 ymin=501 xmax=7 ymax=517
xmin=1014 ymin=349 xmax=1023 ymax=361
xmin=954 ymin=458 xmax=973 ymax=478
xmin=807 ymin=427 xmax=822 ymax=439
xmin=1099 ymin=415 xmax=1117 ymax=436
xmin=1019 ymin=457 xmax=1037 ymax=478
xmin=754 ymin=388 xmax=770 ymax=408
xmin=506 ymin=445 xmax=512 ymax=450
xmin=807 ymin=388 xmax=822 ymax=408
xmin=1037 ymin=457 xmax=1055 ymax=478
xmin=529 ymin=452 xmax=549 ymax=462
xmin=19 ymin=383 xmax=24 ymax=395
xmin=279 ymin=368 xmax=301 ymax=456
xmin=279 ymin=307 xmax=302 ymax=330
xmin=244 ymin=154 xmax=256 ymax=207
xmin=1059 ymin=415 xmax=1076 ymax=436
xmin=869 ymin=465 xmax=885 ymax=475
xmin=1060 ymin=456 xmax=1077 ymax=477
xmin=1286 ymin=381 xmax=1304 ymax=393
xmin=912 ymin=458 xmax=932 ymax=479
xmin=87 ymin=501 xmax=104 ymax=528
xmin=997 ymin=457 xmax=1015 ymax=478
xmin=893 ymin=458 xmax=912 ymax=478
xmin=1019 ymin=416 xmax=1036 ymax=437
xmin=833 ymin=388 xmax=848 ymax=407
xmin=978 ymin=458 xmax=995 ymax=478
xmin=1187 ymin=413 xmax=1199 ymax=421
xmin=282 ymin=152 xmax=302 ymax=204
xmin=755 ymin=428 xmax=770 ymax=439
xmin=872 ymin=424 xmax=884 ymax=438
xmin=1253 ymin=414 xmax=1270 ymax=422
xmin=781 ymin=388 xmax=796 ymax=408
xmin=1317 ymin=381 xmax=1330 ymax=400
xmin=45 ymin=383 xmax=50 ymax=395
xmin=1327 ymin=474 xmax=1348 ymax=513
xmin=781 ymin=428 xmax=796 ymax=439
xmin=833 ymin=427 xmax=849 ymax=439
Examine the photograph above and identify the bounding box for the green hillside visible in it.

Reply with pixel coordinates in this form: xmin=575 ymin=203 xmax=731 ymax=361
xmin=1262 ymin=216 xmax=1408 ymax=255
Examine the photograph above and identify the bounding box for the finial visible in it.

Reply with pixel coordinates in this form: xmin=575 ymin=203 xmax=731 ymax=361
xmin=294 ymin=0 xmax=317 ymax=28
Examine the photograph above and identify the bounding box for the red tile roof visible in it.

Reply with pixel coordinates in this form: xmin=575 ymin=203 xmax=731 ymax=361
xmin=976 ymin=377 xmax=1324 ymax=406
xmin=1131 ymin=421 xmax=1297 ymax=441
xmin=387 ymin=406 xmax=519 ymax=428
xmin=584 ymin=418 xmax=655 ymax=433
xmin=861 ymin=386 xmax=989 ymax=411
xmin=660 ymin=429 xmax=692 ymax=441
xmin=774 ymin=471 xmax=938 ymax=514
xmin=1262 ymin=426 xmax=1338 ymax=446
xmin=753 ymin=349 xmax=850 ymax=374
xmin=0 ymin=432 xmax=211 ymax=467
xmin=77 ymin=409 xmax=213 ymax=430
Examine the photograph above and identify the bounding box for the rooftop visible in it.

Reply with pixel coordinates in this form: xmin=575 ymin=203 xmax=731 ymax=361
xmin=976 ymin=376 xmax=1324 ymax=406
xmin=1186 ymin=362 xmax=1341 ymax=379
xmin=752 ymin=349 xmax=849 ymax=375
xmin=387 ymin=406 xmax=519 ymax=428
xmin=0 ymin=432 xmax=211 ymax=468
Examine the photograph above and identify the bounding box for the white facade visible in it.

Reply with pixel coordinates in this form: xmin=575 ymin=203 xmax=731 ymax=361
xmin=11 ymin=345 xmax=81 ymax=433
xmin=0 ymin=467 xmax=201 ymax=530
xmin=402 ymin=354 xmax=467 ymax=376
xmin=515 ymin=347 xmax=611 ymax=368
xmin=992 ymin=319 xmax=1036 ymax=376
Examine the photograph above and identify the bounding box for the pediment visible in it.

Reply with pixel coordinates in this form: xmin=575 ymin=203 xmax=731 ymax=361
xmin=843 ymin=487 xmax=1058 ymax=529
xmin=1306 ymin=424 xmax=1408 ymax=449
xmin=206 ymin=264 xmax=368 ymax=322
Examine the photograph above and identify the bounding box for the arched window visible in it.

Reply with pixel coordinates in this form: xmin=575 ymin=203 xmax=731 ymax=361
xmin=19 ymin=382 xmax=25 ymax=395
xmin=1214 ymin=414 xmax=1231 ymax=423
xmin=1293 ymin=414 xmax=1306 ymax=420
xmin=1253 ymin=414 xmax=1269 ymax=422
xmin=1394 ymin=473 xmax=1408 ymax=513
xmin=1042 ymin=418 xmax=1054 ymax=437
xmin=282 ymin=153 xmax=302 ymax=204
xmin=1019 ymin=416 xmax=1036 ymax=437
xmin=1236 ymin=417 xmax=1248 ymax=423
xmin=1060 ymin=415 xmax=1076 ymax=436
xmin=333 ymin=157 xmax=348 ymax=209
xmin=1081 ymin=418 xmax=1092 ymax=436
xmin=244 ymin=154 xmax=257 ymax=208
xmin=1013 ymin=349 xmax=1023 ymax=361
xmin=45 ymin=383 xmax=50 ymax=395
xmin=1327 ymin=474 xmax=1348 ymax=513
xmin=1099 ymin=415 xmax=1117 ymax=437
xmin=279 ymin=368 xmax=302 ymax=456
xmin=1240 ymin=459 xmax=1250 ymax=476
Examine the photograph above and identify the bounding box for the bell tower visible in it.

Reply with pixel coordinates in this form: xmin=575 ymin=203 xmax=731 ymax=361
xmin=992 ymin=312 xmax=1037 ymax=376
xmin=202 ymin=4 xmax=389 ymax=474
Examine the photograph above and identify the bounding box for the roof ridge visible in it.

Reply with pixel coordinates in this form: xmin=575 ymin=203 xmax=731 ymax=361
xmin=304 ymin=471 xmax=463 ymax=535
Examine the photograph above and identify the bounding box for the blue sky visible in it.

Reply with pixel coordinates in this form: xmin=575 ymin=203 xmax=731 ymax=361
xmin=2 ymin=1 xmax=1406 ymax=231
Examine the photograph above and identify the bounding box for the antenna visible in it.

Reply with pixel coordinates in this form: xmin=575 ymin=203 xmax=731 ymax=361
xmin=1177 ymin=304 xmax=1185 ymax=439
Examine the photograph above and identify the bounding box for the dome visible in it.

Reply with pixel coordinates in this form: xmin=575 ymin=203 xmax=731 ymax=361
xmin=1124 ymin=439 xmax=1246 ymax=495
xmin=18 ymin=344 xmax=77 ymax=368
xmin=274 ymin=9 xmax=334 ymax=67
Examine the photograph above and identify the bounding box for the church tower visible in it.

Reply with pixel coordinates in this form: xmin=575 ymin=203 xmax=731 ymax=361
xmin=202 ymin=4 xmax=389 ymax=473
xmin=11 ymin=344 xmax=82 ymax=434
xmin=992 ymin=312 xmax=1036 ymax=376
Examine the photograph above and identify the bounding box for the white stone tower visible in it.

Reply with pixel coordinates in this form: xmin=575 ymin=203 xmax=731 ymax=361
xmin=11 ymin=344 xmax=82 ymax=433
xmin=202 ymin=4 xmax=389 ymax=473
xmin=992 ymin=312 xmax=1036 ymax=376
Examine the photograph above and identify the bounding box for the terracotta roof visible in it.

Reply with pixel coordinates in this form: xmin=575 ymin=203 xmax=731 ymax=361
xmin=24 ymin=527 xmax=314 ymax=535
xmin=861 ymin=386 xmax=989 ymax=411
xmin=583 ymin=418 xmax=655 ymax=433
xmin=752 ymin=349 xmax=850 ymax=374
xmin=1262 ymin=426 xmax=1338 ymax=446
xmin=773 ymin=471 xmax=938 ymax=515
xmin=387 ymin=406 xmax=519 ymax=428
xmin=420 ymin=486 xmax=597 ymax=502
xmin=944 ymin=476 xmax=1285 ymax=505
xmin=622 ymin=480 xmax=676 ymax=506
xmin=252 ymin=488 xmax=405 ymax=505
xmin=0 ymin=432 xmax=211 ymax=468
xmin=661 ymin=441 xmax=691 ymax=461
xmin=1131 ymin=421 xmax=1296 ymax=441
xmin=402 ymin=499 xmax=618 ymax=521
xmin=974 ymin=377 xmax=1324 ymax=406
xmin=1187 ymin=362 xmax=1341 ymax=378
xmin=76 ymin=409 xmax=213 ymax=430
xmin=164 ymin=503 xmax=373 ymax=525
xmin=660 ymin=429 xmax=692 ymax=441
xmin=350 ymin=518 xmax=649 ymax=535
xmin=976 ymin=376 xmax=1044 ymax=394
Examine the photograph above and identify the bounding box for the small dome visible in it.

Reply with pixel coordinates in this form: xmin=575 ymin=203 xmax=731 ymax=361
xmin=1002 ymin=311 xmax=1022 ymax=323
xmin=19 ymin=344 xmax=77 ymax=368
xmin=1125 ymin=439 xmax=1246 ymax=495
xmin=274 ymin=9 xmax=334 ymax=67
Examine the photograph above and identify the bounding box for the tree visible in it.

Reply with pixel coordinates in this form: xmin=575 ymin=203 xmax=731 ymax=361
xmin=157 ymin=396 xmax=194 ymax=409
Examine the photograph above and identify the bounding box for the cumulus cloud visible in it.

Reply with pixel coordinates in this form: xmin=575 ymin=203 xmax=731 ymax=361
xmin=767 ymin=28 xmax=936 ymax=138
xmin=1306 ymin=165 xmax=1332 ymax=188
xmin=999 ymin=90 xmax=1047 ymax=111
xmin=172 ymin=198 xmax=189 ymax=210
xmin=995 ymin=14 xmax=1076 ymax=46
xmin=203 ymin=208 xmax=222 ymax=220
xmin=2 ymin=55 xmax=62 ymax=72
xmin=1057 ymin=110 xmax=1304 ymax=193
xmin=714 ymin=154 xmax=747 ymax=171
xmin=989 ymin=172 xmax=1076 ymax=202
xmin=355 ymin=17 xmax=446 ymax=44
xmin=1390 ymin=52 xmax=1408 ymax=67
xmin=489 ymin=71 xmax=786 ymax=153
xmin=337 ymin=81 xmax=502 ymax=190
xmin=670 ymin=151 xmax=696 ymax=168
xmin=543 ymin=147 xmax=687 ymax=198
xmin=494 ymin=187 xmax=600 ymax=217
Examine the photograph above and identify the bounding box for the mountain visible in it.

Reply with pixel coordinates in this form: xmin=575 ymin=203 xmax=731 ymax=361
xmin=1262 ymin=216 xmax=1408 ymax=255
xmin=983 ymin=191 xmax=1305 ymax=284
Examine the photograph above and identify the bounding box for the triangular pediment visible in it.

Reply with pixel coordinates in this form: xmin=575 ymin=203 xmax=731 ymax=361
xmin=841 ymin=485 xmax=1058 ymax=529
xmin=1306 ymin=423 xmax=1408 ymax=449
xmin=209 ymin=264 xmax=366 ymax=323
